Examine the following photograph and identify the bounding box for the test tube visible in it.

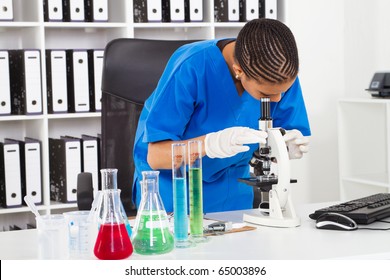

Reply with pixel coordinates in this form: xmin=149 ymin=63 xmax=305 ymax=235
xmin=188 ymin=140 xmax=208 ymax=243
xmin=172 ymin=143 xmax=194 ymax=248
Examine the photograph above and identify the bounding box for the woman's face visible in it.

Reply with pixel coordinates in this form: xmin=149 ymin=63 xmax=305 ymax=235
xmin=241 ymin=75 xmax=296 ymax=102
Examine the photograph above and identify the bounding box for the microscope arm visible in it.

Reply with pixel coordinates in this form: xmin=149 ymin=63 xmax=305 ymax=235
xmin=266 ymin=128 xmax=290 ymax=208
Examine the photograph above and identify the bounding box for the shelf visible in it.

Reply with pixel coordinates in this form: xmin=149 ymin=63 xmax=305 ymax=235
xmin=342 ymin=173 xmax=390 ymax=188
xmin=0 ymin=205 xmax=44 ymax=215
xmin=339 ymin=97 xmax=390 ymax=105
xmin=338 ymin=98 xmax=390 ymax=200
xmin=0 ymin=22 xmax=41 ymax=28
xmin=0 ymin=115 xmax=44 ymax=121
xmin=49 ymin=202 xmax=78 ymax=210
xmin=133 ymin=22 xmax=211 ymax=28
xmin=43 ymin=22 xmax=127 ymax=28
xmin=0 ymin=0 xmax=281 ymax=231
xmin=47 ymin=112 xmax=101 ymax=119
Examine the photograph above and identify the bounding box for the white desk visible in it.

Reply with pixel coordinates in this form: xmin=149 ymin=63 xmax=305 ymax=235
xmin=1 ymin=202 xmax=390 ymax=260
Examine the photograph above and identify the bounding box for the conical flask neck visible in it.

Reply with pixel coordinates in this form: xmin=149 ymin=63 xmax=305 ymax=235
xmin=141 ymin=171 xmax=160 ymax=195
xmin=101 ymin=189 xmax=123 ymax=223
xmin=101 ymin=168 xmax=118 ymax=190
xmin=144 ymin=178 xmax=159 ymax=194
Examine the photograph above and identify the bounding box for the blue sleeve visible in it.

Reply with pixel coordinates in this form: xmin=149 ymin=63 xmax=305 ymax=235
xmin=143 ymin=60 xmax=198 ymax=143
xmin=271 ymin=77 xmax=311 ymax=136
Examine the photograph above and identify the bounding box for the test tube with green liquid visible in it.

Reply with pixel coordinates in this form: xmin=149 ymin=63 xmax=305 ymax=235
xmin=188 ymin=140 xmax=208 ymax=243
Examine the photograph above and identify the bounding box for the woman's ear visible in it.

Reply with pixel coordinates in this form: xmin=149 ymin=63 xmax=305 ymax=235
xmin=232 ymin=64 xmax=243 ymax=79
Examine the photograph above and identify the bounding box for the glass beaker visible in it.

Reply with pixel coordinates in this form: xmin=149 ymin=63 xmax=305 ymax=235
xmin=96 ymin=169 xmax=132 ymax=237
xmin=172 ymin=143 xmax=194 ymax=248
xmin=132 ymin=171 xmax=174 ymax=255
xmin=188 ymin=140 xmax=208 ymax=243
xmin=93 ymin=188 xmax=133 ymax=260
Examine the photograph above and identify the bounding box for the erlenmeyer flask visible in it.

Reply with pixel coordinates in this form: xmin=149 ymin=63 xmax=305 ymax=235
xmin=93 ymin=188 xmax=133 ymax=260
xmin=96 ymin=169 xmax=132 ymax=237
xmin=132 ymin=171 xmax=174 ymax=255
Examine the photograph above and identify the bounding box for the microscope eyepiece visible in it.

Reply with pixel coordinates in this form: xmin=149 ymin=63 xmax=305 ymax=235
xmin=260 ymin=98 xmax=272 ymax=121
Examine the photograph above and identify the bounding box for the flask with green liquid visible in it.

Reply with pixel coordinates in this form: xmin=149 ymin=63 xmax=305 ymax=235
xmin=131 ymin=171 xmax=174 ymax=255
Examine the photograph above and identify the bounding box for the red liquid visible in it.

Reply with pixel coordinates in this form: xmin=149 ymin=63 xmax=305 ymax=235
xmin=94 ymin=223 xmax=133 ymax=260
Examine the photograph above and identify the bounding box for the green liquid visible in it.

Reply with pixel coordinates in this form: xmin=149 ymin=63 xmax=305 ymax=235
xmin=132 ymin=211 xmax=174 ymax=255
xmin=189 ymin=168 xmax=203 ymax=236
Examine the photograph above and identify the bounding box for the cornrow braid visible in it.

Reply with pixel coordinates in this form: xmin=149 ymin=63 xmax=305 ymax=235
xmin=235 ymin=18 xmax=299 ymax=84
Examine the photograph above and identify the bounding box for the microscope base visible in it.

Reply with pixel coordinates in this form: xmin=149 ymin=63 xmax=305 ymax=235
xmin=243 ymin=189 xmax=301 ymax=228
xmin=243 ymin=213 xmax=300 ymax=228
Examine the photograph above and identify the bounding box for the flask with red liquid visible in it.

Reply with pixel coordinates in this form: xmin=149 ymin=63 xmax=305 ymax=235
xmin=93 ymin=170 xmax=133 ymax=260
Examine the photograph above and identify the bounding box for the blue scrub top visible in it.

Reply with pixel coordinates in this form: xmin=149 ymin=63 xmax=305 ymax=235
xmin=132 ymin=39 xmax=311 ymax=213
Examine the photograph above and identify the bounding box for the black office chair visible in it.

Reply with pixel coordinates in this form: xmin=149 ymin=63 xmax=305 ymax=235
xmin=100 ymin=38 xmax=196 ymax=216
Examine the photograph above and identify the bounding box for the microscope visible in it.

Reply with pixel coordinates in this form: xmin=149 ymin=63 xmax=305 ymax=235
xmin=238 ymin=98 xmax=300 ymax=227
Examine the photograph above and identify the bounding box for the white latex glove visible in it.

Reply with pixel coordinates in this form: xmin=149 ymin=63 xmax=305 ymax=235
xmin=283 ymin=129 xmax=310 ymax=159
xmin=205 ymin=127 xmax=267 ymax=159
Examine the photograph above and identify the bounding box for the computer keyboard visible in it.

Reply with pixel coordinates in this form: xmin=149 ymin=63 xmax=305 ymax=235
xmin=309 ymin=193 xmax=390 ymax=224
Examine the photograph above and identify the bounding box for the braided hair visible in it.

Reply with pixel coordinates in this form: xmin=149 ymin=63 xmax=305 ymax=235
xmin=235 ymin=18 xmax=299 ymax=84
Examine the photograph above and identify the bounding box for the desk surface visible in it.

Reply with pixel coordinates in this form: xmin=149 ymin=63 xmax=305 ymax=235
xmin=1 ymin=202 xmax=390 ymax=260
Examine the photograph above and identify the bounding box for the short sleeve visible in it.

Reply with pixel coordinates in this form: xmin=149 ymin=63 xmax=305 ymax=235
xmin=271 ymin=77 xmax=311 ymax=136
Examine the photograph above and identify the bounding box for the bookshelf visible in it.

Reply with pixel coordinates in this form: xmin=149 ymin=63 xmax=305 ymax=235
xmin=338 ymin=98 xmax=390 ymax=200
xmin=0 ymin=0 xmax=279 ymax=231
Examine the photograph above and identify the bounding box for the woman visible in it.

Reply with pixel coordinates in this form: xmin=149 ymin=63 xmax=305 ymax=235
xmin=132 ymin=18 xmax=311 ymax=213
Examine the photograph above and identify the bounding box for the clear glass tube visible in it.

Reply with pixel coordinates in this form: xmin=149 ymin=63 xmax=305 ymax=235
xmin=172 ymin=143 xmax=194 ymax=248
xmin=188 ymin=140 xmax=208 ymax=243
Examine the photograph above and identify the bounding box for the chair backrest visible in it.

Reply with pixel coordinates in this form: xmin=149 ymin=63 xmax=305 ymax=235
xmin=100 ymin=38 xmax=196 ymax=215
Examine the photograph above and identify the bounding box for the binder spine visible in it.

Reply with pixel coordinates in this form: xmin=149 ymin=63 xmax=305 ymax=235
xmin=66 ymin=50 xmax=89 ymax=112
xmin=62 ymin=0 xmax=71 ymax=21
xmin=8 ymin=49 xmax=26 ymax=115
xmin=84 ymin=0 xmax=93 ymax=22
xmin=170 ymin=0 xmax=185 ymax=22
xmin=133 ymin=0 xmax=147 ymax=23
xmin=0 ymin=143 xmax=5 ymax=207
xmin=43 ymin=0 xmax=49 ymax=21
xmin=45 ymin=50 xmax=56 ymax=113
xmin=185 ymin=0 xmax=203 ymax=22
xmin=87 ymin=49 xmax=103 ymax=112
xmin=85 ymin=0 xmax=108 ymax=22
xmin=9 ymin=50 xmax=42 ymax=115
xmin=63 ymin=0 xmax=85 ymax=22
xmin=265 ymin=0 xmax=277 ymax=19
xmin=46 ymin=50 xmax=68 ymax=113
xmin=239 ymin=0 xmax=260 ymax=21
xmin=24 ymin=137 xmax=43 ymax=205
xmin=49 ymin=138 xmax=80 ymax=203
xmin=49 ymin=138 xmax=65 ymax=202
xmin=147 ymin=0 xmax=162 ymax=22
xmin=0 ymin=140 xmax=22 ymax=208
xmin=0 ymin=50 xmax=11 ymax=115
xmin=81 ymin=135 xmax=100 ymax=197
xmin=24 ymin=50 xmax=43 ymax=114
xmin=184 ymin=0 xmax=190 ymax=22
xmin=214 ymin=0 xmax=229 ymax=22
xmin=0 ymin=0 xmax=13 ymax=21
xmin=16 ymin=140 xmax=27 ymax=205
xmin=259 ymin=0 xmax=265 ymax=18
xmin=66 ymin=50 xmax=76 ymax=112
xmin=87 ymin=50 xmax=95 ymax=111
xmin=43 ymin=0 xmax=63 ymax=22
xmin=162 ymin=0 xmax=170 ymax=22
xmin=228 ymin=0 xmax=239 ymax=22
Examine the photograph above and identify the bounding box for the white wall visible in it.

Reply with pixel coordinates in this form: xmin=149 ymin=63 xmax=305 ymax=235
xmin=344 ymin=0 xmax=390 ymax=97
xmin=278 ymin=0 xmax=390 ymax=204
xmin=280 ymin=0 xmax=346 ymax=204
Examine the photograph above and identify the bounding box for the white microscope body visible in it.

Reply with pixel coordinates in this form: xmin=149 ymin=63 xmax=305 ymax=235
xmin=241 ymin=97 xmax=300 ymax=228
xmin=243 ymin=128 xmax=300 ymax=228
